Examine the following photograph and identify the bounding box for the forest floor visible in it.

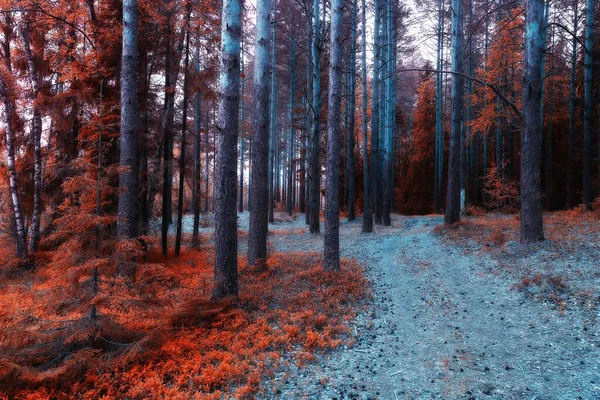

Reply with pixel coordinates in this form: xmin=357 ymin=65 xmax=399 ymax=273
xmin=188 ymin=210 xmax=600 ymax=400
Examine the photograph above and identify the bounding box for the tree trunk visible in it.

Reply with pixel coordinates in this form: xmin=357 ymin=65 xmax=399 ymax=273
xmin=247 ymin=0 xmax=272 ymax=267
xmin=347 ymin=0 xmax=357 ymax=222
xmin=361 ymin=0 xmax=373 ymax=233
xmin=287 ymin=34 xmax=297 ymax=216
xmin=434 ymin=0 xmax=444 ymax=214
xmin=213 ymin=0 xmax=242 ymax=298
xmin=175 ymin=16 xmax=191 ymax=257
xmin=118 ymin=0 xmax=139 ymax=238
xmin=0 ymin=72 xmax=27 ymax=258
xmin=323 ymin=0 xmax=343 ymax=271
xmin=324 ymin=0 xmax=343 ymax=271
xmin=268 ymin=0 xmax=279 ymax=223
xmin=444 ymin=0 xmax=463 ymax=225
xmin=239 ymin=40 xmax=246 ymax=213
xmin=567 ymin=0 xmax=578 ymax=209
xmin=520 ymin=0 xmax=545 ymax=243
xmin=382 ymin=0 xmax=394 ymax=226
xmin=370 ymin=0 xmax=381 ymax=227
xmin=309 ymin=0 xmax=321 ymax=234
xmin=193 ymin=40 xmax=202 ymax=247
xmin=582 ymin=0 xmax=594 ymax=209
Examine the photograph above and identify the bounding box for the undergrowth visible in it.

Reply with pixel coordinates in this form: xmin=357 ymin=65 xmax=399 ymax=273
xmin=0 ymin=250 xmax=369 ymax=399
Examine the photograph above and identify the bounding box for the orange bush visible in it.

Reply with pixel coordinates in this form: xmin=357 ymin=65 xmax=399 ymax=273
xmin=0 ymin=250 xmax=369 ymax=399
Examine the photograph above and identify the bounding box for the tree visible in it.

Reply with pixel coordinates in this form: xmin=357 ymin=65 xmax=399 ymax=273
xmin=19 ymin=12 xmax=43 ymax=252
xmin=309 ymin=0 xmax=322 ymax=234
xmin=346 ymin=0 xmax=358 ymax=222
xmin=247 ymin=0 xmax=272 ymax=267
xmin=434 ymin=0 xmax=445 ymax=214
xmin=582 ymin=0 xmax=594 ymax=209
xmin=361 ymin=0 xmax=373 ymax=233
xmin=175 ymin=11 xmax=192 ymax=257
xmin=214 ymin=0 xmax=242 ymax=297
xmin=444 ymin=0 xmax=463 ymax=225
xmin=324 ymin=0 xmax=343 ymax=271
xmin=117 ymin=0 xmax=139 ymax=238
xmin=520 ymin=0 xmax=545 ymax=243
xmin=370 ymin=0 xmax=382 ymax=226
xmin=566 ymin=0 xmax=579 ymax=209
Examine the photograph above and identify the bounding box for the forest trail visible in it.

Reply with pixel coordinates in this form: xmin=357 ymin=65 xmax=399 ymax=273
xmin=239 ymin=214 xmax=600 ymax=400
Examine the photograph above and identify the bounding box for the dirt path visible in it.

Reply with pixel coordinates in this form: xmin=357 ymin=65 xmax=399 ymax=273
xmin=253 ymin=214 xmax=600 ymax=399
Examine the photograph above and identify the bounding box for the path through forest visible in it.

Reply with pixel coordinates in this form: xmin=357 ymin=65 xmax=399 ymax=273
xmin=188 ymin=213 xmax=600 ymax=399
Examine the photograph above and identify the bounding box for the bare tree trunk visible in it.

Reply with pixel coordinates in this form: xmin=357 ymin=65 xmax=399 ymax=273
xmin=309 ymin=0 xmax=321 ymax=234
xmin=247 ymin=0 xmax=272 ymax=267
xmin=117 ymin=0 xmax=139 ymax=238
xmin=0 ymin=73 xmax=27 ymax=258
xmin=239 ymin=40 xmax=246 ymax=213
xmin=324 ymin=0 xmax=343 ymax=271
xmin=444 ymin=0 xmax=463 ymax=225
xmin=520 ymin=0 xmax=545 ymax=243
xmin=582 ymin=0 xmax=594 ymax=209
xmin=193 ymin=40 xmax=202 ymax=247
xmin=20 ymin=15 xmax=43 ymax=252
xmin=347 ymin=0 xmax=357 ymax=222
xmin=567 ymin=0 xmax=578 ymax=209
xmin=361 ymin=0 xmax=373 ymax=233
xmin=213 ymin=0 xmax=242 ymax=298
xmin=175 ymin=15 xmax=191 ymax=257
xmin=286 ymin=34 xmax=296 ymax=216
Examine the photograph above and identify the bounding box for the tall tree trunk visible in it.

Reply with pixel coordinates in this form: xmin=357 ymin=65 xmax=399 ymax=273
xmin=193 ymin=40 xmax=202 ymax=247
xmin=118 ymin=0 xmax=139 ymax=238
xmin=370 ymin=0 xmax=381 ymax=226
xmin=175 ymin=15 xmax=191 ymax=257
xmin=382 ymin=0 xmax=393 ymax=226
xmin=0 ymin=72 xmax=27 ymax=258
xmin=582 ymin=0 xmax=594 ymax=209
xmin=520 ymin=0 xmax=545 ymax=243
xmin=287 ymin=34 xmax=297 ymax=216
xmin=309 ymin=0 xmax=321 ymax=233
xmin=444 ymin=0 xmax=463 ymax=225
xmin=361 ymin=0 xmax=373 ymax=233
xmin=20 ymin=16 xmax=43 ymax=252
xmin=214 ymin=0 xmax=242 ymax=297
xmin=239 ymin=40 xmax=246 ymax=213
xmin=268 ymin=0 xmax=279 ymax=223
xmin=324 ymin=0 xmax=343 ymax=271
xmin=247 ymin=0 xmax=272 ymax=267
xmin=347 ymin=0 xmax=357 ymax=222
xmin=434 ymin=0 xmax=444 ymax=214
xmin=567 ymin=0 xmax=578 ymax=209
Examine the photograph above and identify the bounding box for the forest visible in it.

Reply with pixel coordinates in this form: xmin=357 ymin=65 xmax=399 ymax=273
xmin=0 ymin=0 xmax=599 ymax=397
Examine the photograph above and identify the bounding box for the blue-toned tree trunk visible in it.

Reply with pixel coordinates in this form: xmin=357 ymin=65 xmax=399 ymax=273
xmin=361 ymin=0 xmax=373 ymax=233
xmin=582 ymin=0 xmax=594 ymax=209
xmin=309 ymin=0 xmax=321 ymax=233
xmin=239 ymin=40 xmax=246 ymax=213
xmin=269 ymin=0 xmax=279 ymax=223
xmin=247 ymin=0 xmax=272 ymax=267
xmin=118 ymin=0 xmax=139 ymax=238
xmin=434 ymin=0 xmax=444 ymax=214
xmin=287 ymin=34 xmax=297 ymax=216
xmin=444 ymin=0 xmax=463 ymax=224
xmin=382 ymin=0 xmax=394 ymax=226
xmin=324 ymin=0 xmax=343 ymax=271
xmin=370 ymin=0 xmax=382 ymax=226
xmin=214 ymin=0 xmax=242 ymax=297
xmin=567 ymin=0 xmax=578 ymax=209
xmin=347 ymin=0 xmax=357 ymax=221
xmin=520 ymin=0 xmax=545 ymax=243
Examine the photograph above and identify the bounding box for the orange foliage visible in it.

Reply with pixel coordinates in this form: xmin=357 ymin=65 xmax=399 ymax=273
xmin=0 ymin=250 xmax=369 ymax=399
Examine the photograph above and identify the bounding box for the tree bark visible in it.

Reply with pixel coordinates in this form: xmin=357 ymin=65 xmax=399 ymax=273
xmin=520 ymin=0 xmax=545 ymax=243
xmin=444 ymin=0 xmax=463 ymax=225
xmin=582 ymin=0 xmax=594 ymax=209
xmin=20 ymin=15 xmax=43 ymax=252
xmin=324 ymin=0 xmax=343 ymax=271
xmin=247 ymin=0 xmax=272 ymax=267
xmin=175 ymin=14 xmax=191 ymax=257
xmin=117 ymin=0 xmax=139 ymax=238
xmin=361 ymin=0 xmax=373 ymax=233
xmin=213 ymin=0 xmax=242 ymax=298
